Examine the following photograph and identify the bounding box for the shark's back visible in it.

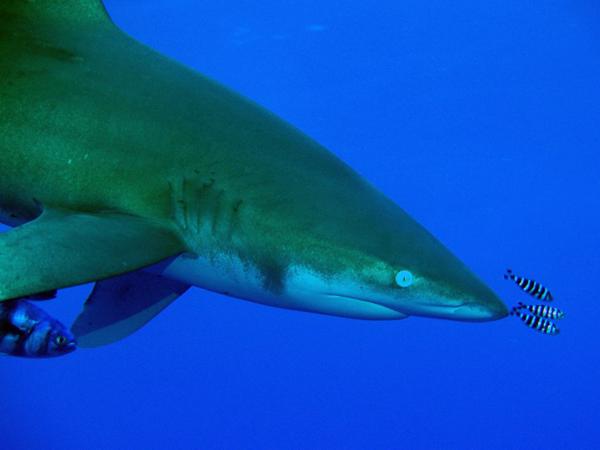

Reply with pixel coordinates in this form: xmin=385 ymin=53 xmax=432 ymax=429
xmin=0 ymin=0 xmax=372 ymax=222
xmin=0 ymin=0 xmax=414 ymax=266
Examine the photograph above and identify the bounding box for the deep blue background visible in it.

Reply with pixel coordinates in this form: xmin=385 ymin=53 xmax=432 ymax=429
xmin=2 ymin=1 xmax=599 ymax=449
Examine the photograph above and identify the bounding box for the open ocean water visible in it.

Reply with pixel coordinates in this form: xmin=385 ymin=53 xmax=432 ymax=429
xmin=2 ymin=1 xmax=599 ymax=449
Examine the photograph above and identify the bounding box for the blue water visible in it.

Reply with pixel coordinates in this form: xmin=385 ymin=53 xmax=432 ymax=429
xmin=3 ymin=1 xmax=599 ymax=449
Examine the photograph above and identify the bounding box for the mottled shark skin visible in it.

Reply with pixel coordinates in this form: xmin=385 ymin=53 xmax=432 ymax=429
xmin=0 ymin=0 xmax=507 ymax=345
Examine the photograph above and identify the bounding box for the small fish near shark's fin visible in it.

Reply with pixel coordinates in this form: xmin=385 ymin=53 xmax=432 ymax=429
xmin=72 ymin=271 xmax=191 ymax=348
xmin=0 ymin=208 xmax=186 ymax=302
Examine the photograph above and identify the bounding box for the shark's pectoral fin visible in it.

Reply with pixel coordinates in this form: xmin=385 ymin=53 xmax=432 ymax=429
xmin=72 ymin=271 xmax=191 ymax=348
xmin=0 ymin=208 xmax=186 ymax=302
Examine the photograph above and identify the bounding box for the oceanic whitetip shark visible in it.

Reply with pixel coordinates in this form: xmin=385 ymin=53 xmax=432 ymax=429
xmin=0 ymin=0 xmax=508 ymax=348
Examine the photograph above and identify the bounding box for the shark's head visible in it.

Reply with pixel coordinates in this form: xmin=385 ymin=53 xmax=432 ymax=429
xmin=162 ymin=141 xmax=508 ymax=324
xmin=387 ymin=265 xmax=508 ymax=321
xmin=285 ymin=241 xmax=508 ymax=322
xmin=280 ymin=185 xmax=509 ymax=322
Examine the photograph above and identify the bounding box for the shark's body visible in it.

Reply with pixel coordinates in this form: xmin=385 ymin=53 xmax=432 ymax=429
xmin=0 ymin=1 xmax=507 ymax=347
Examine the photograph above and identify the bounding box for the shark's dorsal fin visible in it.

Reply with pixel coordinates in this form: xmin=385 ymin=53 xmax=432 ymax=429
xmin=1 ymin=0 xmax=112 ymax=27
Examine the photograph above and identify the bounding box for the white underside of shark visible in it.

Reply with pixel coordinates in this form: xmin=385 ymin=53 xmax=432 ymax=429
xmin=159 ymin=255 xmax=408 ymax=320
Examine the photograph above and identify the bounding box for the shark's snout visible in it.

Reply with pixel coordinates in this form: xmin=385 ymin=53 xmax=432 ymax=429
xmin=460 ymin=277 xmax=510 ymax=321
xmin=453 ymin=294 xmax=509 ymax=321
xmin=388 ymin=265 xmax=510 ymax=322
xmin=399 ymin=293 xmax=508 ymax=322
xmin=481 ymin=295 xmax=509 ymax=320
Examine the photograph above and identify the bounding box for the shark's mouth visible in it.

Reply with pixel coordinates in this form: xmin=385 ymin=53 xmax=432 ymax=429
xmin=324 ymin=293 xmax=409 ymax=317
xmin=304 ymin=293 xmax=406 ymax=319
xmin=405 ymin=299 xmax=507 ymax=321
xmin=325 ymin=292 xmax=502 ymax=322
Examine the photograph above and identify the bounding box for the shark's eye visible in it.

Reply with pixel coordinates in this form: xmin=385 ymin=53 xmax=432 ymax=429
xmin=395 ymin=270 xmax=414 ymax=287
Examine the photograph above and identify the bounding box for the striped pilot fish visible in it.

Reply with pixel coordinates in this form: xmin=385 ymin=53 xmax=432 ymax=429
xmin=0 ymin=300 xmax=77 ymax=358
xmin=504 ymin=269 xmax=553 ymax=301
xmin=511 ymin=306 xmax=559 ymax=335
xmin=515 ymin=302 xmax=565 ymax=320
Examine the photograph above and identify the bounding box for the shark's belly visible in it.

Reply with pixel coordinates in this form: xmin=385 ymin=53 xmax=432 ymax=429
xmin=158 ymin=253 xmax=406 ymax=320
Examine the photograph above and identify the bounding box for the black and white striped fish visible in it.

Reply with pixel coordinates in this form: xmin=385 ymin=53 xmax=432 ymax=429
xmin=514 ymin=302 xmax=565 ymax=320
xmin=0 ymin=300 xmax=77 ymax=358
xmin=504 ymin=269 xmax=553 ymax=301
xmin=511 ymin=307 xmax=559 ymax=335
